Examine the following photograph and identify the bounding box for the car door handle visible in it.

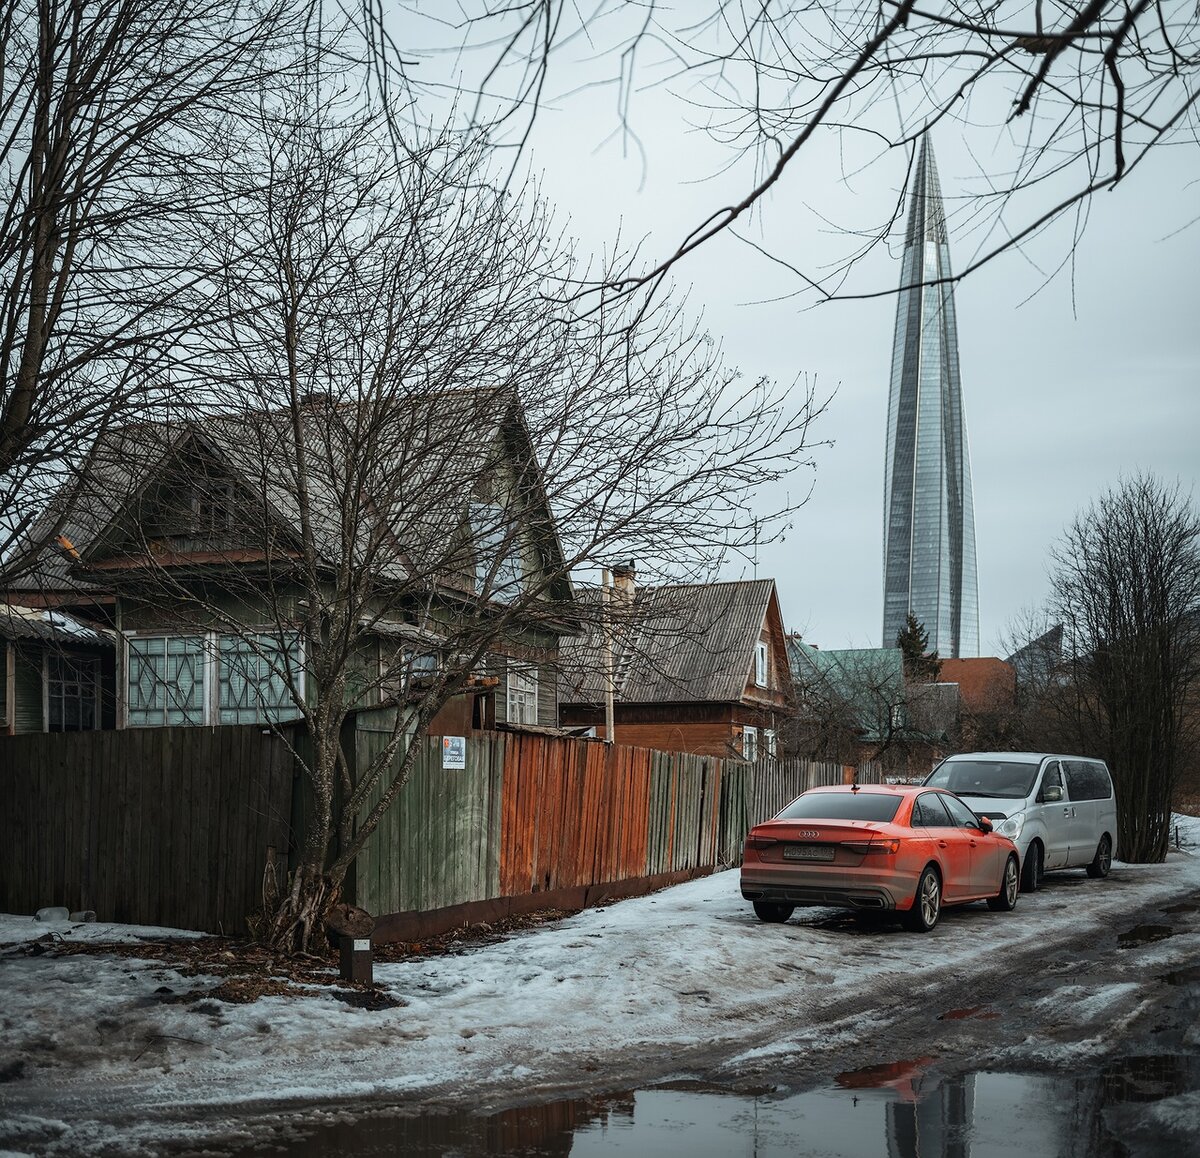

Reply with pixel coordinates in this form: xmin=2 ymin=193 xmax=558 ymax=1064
xmin=937 ymin=840 xmax=948 ymax=848
xmin=969 ymin=840 xmax=977 ymax=848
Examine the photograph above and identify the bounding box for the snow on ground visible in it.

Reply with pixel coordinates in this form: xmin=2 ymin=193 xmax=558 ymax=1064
xmin=2 ymin=815 xmax=1199 ymax=1156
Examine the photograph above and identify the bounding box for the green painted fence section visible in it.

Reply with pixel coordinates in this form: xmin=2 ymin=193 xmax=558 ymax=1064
xmin=353 ymin=727 xmax=505 ymax=916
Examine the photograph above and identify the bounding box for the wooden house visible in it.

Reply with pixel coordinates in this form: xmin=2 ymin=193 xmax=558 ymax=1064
xmin=8 ymin=392 xmax=577 ymax=732
xmin=0 ymin=604 xmax=115 ymax=733
xmin=558 ymin=575 xmax=795 ymax=758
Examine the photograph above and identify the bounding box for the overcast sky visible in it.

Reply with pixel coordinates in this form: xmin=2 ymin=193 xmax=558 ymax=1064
xmin=401 ymin=13 xmax=1200 ymax=657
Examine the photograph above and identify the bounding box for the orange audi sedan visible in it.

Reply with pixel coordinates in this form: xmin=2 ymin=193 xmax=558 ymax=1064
xmin=740 ymin=784 xmax=1020 ymax=932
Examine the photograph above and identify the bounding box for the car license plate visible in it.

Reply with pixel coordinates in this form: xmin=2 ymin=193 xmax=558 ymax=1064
xmin=783 ymin=844 xmax=835 ymax=862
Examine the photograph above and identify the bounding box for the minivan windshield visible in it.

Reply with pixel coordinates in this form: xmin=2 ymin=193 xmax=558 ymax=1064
xmin=924 ymin=760 xmax=1040 ymax=799
xmin=776 ymin=792 xmax=901 ymax=822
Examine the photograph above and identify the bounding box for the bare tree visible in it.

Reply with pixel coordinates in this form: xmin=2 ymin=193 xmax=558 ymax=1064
xmin=393 ymin=2 xmax=1200 ymax=299
xmin=66 ymin=77 xmax=822 ymax=951
xmin=1040 ymin=475 xmax=1200 ymax=861
xmin=0 ymin=0 xmax=310 ymax=583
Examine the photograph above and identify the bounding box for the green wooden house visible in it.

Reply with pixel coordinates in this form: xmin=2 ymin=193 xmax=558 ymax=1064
xmin=10 ymin=391 xmax=577 ymax=732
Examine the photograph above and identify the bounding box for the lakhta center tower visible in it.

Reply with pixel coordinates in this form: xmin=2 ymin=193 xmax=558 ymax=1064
xmin=882 ymin=137 xmax=979 ymax=658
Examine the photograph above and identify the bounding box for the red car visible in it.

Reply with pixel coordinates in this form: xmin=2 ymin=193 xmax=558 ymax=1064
xmin=740 ymin=784 xmax=1020 ymax=932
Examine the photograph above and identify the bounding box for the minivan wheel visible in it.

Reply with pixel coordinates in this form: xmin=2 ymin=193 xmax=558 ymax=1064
xmin=1020 ymin=841 xmax=1044 ymax=893
xmin=753 ymin=901 xmax=795 ymax=923
xmin=1086 ymin=834 xmax=1113 ymax=879
xmin=903 ymin=867 xmax=941 ymax=932
xmin=988 ymin=855 xmax=1020 ymax=912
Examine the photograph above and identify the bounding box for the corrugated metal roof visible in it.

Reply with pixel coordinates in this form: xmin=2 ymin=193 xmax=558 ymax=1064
xmin=0 ymin=604 xmax=113 ymax=647
xmin=561 ymin=578 xmax=776 ymax=705
xmin=9 ymin=390 xmax=575 ymax=613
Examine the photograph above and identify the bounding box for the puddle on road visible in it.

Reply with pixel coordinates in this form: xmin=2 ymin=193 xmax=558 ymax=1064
xmin=225 ymin=1055 xmax=1200 ymax=1158
xmin=937 ymin=1005 xmax=1001 ymax=1021
xmin=1160 ymin=964 xmax=1200 ymax=987
xmin=1161 ymin=900 xmax=1200 ymax=915
xmin=1117 ymin=923 xmax=1175 ymax=949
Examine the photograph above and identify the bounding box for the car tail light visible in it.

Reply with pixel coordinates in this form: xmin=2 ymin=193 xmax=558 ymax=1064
xmin=841 ymin=838 xmax=901 ymax=856
xmin=745 ymin=836 xmax=778 ymax=850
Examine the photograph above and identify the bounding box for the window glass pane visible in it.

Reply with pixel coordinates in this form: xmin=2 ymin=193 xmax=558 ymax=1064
xmin=48 ymin=654 xmax=99 ymax=732
xmin=165 ymin=637 xmax=207 ymax=724
xmin=913 ymin=793 xmax=953 ymax=828
xmin=925 ymin=759 xmax=1039 ymax=799
xmin=743 ymin=726 xmax=758 ymax=761
xmin=941 ymin=794 xmax=980 ymax=828
xmin=218 ymin=634 xmax=302 ymax=724
xmin=777 ymin=792 xmax=902 ymax=823
xmin=471 ymin=502 xmax=522 ymax=601
xmin=127 ymin=637 xmax=167 ymax=726
xmin=507 ymin=662 xmax=538 ymax=725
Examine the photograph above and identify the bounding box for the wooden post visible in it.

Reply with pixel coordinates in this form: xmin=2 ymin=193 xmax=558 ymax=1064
xmin=602 ymin=567 xmax=615 ymax=745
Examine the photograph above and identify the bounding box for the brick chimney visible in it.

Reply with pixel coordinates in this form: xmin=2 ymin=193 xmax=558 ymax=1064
xmin=611 ymin=559 xmax=636 ymax=605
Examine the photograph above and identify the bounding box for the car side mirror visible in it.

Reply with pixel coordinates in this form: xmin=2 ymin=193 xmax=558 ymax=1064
xmin=1041 ymin=785 xmax=1063 ymax=803
xmin=977 ymin=815 xmax=993 ymax=833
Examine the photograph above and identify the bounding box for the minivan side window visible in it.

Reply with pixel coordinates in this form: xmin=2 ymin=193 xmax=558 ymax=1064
xmin=1038 ymin=762 xmax=1064 ymax=802
xmin=1064 ymin=760 xmax=1112 ymax=801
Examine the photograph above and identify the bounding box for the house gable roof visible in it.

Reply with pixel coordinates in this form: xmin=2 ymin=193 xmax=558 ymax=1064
xmin=10 ymin=390 xmax=575 ymax=612
xmin=562 ymin=577 xmax=782 ymax=706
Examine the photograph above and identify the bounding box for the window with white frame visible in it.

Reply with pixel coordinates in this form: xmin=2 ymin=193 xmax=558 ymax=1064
xmin=765 ymin=728 xmax=777 ymax=759
xmin=126 ymin=631 xmax=302 ymax=727
xmin=742 ymin=725 xmax=758 ymax=761
xmin=506 ymin=661 xmax=538 ymax=725
xmin=470 ymin=502 xmax=523 ymax=600
xmin=755 ymin=640 xmax=768 ymax=687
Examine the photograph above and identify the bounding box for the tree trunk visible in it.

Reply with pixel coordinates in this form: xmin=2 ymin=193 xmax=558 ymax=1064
xmin=265 ymin=863 xmax=345 ymax=955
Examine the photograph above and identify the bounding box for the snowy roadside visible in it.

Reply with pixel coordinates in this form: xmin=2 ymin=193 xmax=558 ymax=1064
xmin=2 ymin=813 xmax=1199 ymax=1157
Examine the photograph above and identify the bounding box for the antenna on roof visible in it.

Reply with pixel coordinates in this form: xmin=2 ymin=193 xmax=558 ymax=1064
xmin=850 ymin=781 xmax=860 ymax=793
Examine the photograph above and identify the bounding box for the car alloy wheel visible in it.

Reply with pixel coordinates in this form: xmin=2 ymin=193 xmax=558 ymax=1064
xmin=988 ymin=855 xmax=1020 ymax=912
xmin=904 ymin=867 xmax=941 ymax=932
xmin=1086 ymin=834 xmax=1113 ymax=879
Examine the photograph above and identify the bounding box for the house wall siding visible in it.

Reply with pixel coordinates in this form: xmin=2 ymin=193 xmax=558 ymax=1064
xmin=13 ymin=644 xmax=43 ymax=733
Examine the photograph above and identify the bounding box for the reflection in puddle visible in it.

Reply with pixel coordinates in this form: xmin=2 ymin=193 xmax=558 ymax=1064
xmin=234 ymin=1055 xmax=1200 ymax=1158
xmin=1160 ymin=964 xmax=1200 ymax=987
xmin=1117 ymin=923 xmax=1175 ymax=948
xmin=938 ymin=1005 xmax=1001 ymax=1021
xmin=1161 ymin=900 xmax=1199 ymax=915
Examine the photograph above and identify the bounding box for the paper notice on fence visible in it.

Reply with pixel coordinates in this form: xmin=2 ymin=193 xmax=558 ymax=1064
xmin=442 ymin=736 xmax=466 ymax=770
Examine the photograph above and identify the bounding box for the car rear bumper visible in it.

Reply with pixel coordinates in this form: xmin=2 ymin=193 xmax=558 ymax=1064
xmin=740 ymin=866 xmax=908 ymax=911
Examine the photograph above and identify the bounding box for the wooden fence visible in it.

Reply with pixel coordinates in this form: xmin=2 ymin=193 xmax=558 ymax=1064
xmin=1 ymin=721 xmax=863 ymax=934
xmin=351 ymin=721 xmax=855 ymax=920
xmin=0 ymin=726 xmax=293 ymax=935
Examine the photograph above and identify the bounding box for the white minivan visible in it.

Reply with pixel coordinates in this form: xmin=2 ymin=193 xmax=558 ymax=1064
xmin=923 ymin=752 xmax=1118 ymax=892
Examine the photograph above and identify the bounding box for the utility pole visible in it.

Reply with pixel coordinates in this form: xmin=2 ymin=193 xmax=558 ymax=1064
xmin=602 ymin=566 xmax=615 ymax=744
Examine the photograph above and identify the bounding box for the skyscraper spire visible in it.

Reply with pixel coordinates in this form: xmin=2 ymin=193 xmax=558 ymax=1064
xmin=881 ymin=137 xmax=979 ymax=658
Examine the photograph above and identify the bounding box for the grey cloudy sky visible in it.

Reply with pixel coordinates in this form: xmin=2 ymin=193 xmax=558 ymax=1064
xmin=520 ymin=109 xmax=1198 ymax=655
xmin=400 ymin=13 xmax=1200 ymax=657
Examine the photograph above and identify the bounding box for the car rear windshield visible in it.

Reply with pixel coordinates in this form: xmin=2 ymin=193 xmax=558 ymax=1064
xmin=924 ymin=760 xmax=1039 ymax=799
xmin=776 ymin=793 xmax=902 ymax=822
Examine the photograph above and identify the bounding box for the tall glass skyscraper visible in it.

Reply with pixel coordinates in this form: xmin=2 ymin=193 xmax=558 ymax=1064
xmin=882 ymin=138 xmax=979 ymax=658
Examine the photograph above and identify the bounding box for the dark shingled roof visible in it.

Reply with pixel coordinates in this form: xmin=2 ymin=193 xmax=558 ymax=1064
xmin=561 ymin=578 xmax=777 ymax=705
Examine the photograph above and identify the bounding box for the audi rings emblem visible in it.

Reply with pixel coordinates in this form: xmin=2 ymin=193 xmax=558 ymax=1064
xmin=798 ymin=830 xmax=820 ymax=839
